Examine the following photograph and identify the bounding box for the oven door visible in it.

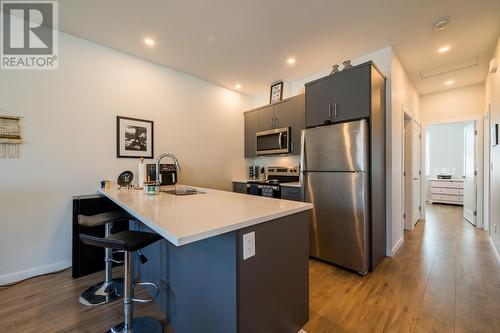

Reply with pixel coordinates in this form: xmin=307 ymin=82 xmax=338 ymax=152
xmin=256 ymin=127 xmax=290 ymax=155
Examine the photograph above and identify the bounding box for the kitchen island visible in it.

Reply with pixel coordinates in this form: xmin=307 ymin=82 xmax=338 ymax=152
xmin=98 ymin=185 xmax=312 ymax=333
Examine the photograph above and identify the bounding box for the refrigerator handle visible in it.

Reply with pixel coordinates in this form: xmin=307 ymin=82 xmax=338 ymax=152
xmin=299 ymin=129 xmax=306 ymax=201
xmin=300 ymin=129 xmax=306 ymax=172
xmin=328 ymin=104 xmax=332 ymax=119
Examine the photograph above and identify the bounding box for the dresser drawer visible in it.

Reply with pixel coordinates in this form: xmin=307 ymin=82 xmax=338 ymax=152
xmin=430 ymin=194 xmax=463 ymax=203
xmin=281 ymin=186 xmax=302 ymax=201
xmin=430 ymin=187 xmax=463 ymax=195
xmin=430 ymin=180 xmax=464 ymax=189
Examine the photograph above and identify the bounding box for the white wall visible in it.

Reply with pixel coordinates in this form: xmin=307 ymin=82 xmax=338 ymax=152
xmin=485 ymin=36 xmax=500 ymax=257
xmin=425 ymin=123 xmax=466 ymax=179
xmin=0 ymin=32 xmax=253 ymax=284
xmin=420 ymin=84 xmax=485 ymax=124
xmin=390 ymin=52 xmax=420 ymax=254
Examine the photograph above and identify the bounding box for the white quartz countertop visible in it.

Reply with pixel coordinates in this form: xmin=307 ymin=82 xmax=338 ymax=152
xmin=98 ymin=185 xmax=312 ymax=246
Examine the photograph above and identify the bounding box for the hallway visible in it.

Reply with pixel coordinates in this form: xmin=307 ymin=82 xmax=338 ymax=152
xmin=305 ymin=204 xmax=500 ymax=332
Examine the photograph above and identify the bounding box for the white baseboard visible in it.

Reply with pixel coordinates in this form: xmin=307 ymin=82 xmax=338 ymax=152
xmin=0 ymin=260 xmax=71 ymax=286
xmin=489 ymin=237 xmax=500 ymax=267
xmin=391 ymin=236 xmax=404 ymax=257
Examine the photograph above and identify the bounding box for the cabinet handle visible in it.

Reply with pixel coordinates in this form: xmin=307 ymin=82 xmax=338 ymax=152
xmin=328 ymin=104 xmax=332 ymax=119
xmin=334 ymin=103 xmax=339 ymax=117
xmin=270 ymin=116 xmax=274 ymax=128
xmin=291 ymin=141 xmax=295 ymax=152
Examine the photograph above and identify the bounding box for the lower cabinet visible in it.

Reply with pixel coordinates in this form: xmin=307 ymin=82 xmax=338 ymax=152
xmin=233 ymin=181 xmax=247 ymax=194
xmin=281 ymin=186 xmax=302 ymax=201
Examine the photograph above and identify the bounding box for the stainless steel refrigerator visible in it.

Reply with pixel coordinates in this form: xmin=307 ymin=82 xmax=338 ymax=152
xmin=300 ymin=119 xmax=369 ymax=274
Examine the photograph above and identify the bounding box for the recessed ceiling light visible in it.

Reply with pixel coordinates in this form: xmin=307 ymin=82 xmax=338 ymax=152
xmin=144 ymin=38 xmax=155 ymax=46
xmin=438 ymin=45 xmax=450 ymax=53
xmin=287 ymin=57 xmax=296 ymax=65
xmin=235 ymin=84 xmax=242 ymax=89
xmin=444 ymin=80 xmax=454 ymax=85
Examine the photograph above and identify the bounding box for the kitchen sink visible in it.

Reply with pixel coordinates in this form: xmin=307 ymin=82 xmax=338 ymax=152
xmin=161 ymin=186 xmax=205 ymax=196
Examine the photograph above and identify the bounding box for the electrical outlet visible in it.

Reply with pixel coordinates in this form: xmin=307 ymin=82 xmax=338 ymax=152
xmin=243 ymin=231 xmax=255 ymax=260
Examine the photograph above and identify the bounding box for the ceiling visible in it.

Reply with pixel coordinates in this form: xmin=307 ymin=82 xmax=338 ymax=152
xmin=56 ymin=0 xmax=500 ymax=96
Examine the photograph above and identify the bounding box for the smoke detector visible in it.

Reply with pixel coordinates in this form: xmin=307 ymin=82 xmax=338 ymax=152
xmin=433 ymin=17 xmax=450 ymax=31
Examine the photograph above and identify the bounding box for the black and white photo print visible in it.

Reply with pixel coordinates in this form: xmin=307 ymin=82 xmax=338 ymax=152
xmin=116 ymin=116 xmax=154 ymax=158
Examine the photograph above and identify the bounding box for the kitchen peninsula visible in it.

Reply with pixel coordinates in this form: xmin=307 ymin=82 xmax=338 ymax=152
xmin=98 ymin=185 xmax=313 ymax=333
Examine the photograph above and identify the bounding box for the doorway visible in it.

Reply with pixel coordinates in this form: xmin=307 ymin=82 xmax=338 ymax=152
xmin=403 ymin=113 xmax=422 ymax=231
xmin=423 ymin=121 xmax=478 ymax=225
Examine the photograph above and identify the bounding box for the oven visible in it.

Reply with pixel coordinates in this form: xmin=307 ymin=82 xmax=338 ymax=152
xmin=247 ymin=183 xmax=281 ymax=198
xmin=256 ymin=127 xmax=290 ymax=155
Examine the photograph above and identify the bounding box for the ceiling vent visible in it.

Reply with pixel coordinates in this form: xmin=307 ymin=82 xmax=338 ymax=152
xmin=433 ymin=17 xmax=450 ymax=31
xmin=419 ymin=56 xmax=478 ymax=79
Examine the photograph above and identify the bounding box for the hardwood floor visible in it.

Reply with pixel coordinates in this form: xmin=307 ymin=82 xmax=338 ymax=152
xmin=1 ymin=204 xmax=498 ymax=332
xmin=0 ymin=268 xmax=168 ymax=333
xmin=304 ymin=204 xmax=500 ymax=333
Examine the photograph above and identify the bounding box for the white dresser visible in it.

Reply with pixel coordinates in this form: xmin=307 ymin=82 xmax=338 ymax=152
xmin=429 ymin=178 xmax=464 ymax=205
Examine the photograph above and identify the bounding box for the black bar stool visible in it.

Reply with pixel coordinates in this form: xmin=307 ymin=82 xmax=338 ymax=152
xmin=80 ymin=230 xmax=163 ymax=333
xmin=78 ymin=211 xmax=129 ymax=306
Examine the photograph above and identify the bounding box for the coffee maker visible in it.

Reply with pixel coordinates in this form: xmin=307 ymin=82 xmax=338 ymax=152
xmin=146 ymin=163 xmax=177 ymax=185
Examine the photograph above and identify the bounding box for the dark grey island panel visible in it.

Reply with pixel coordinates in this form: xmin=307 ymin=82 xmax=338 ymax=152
xmin=131 ymin=209 xmax=310 ymax=333
xmin=237 ymin=210 xmax=309 ymax=333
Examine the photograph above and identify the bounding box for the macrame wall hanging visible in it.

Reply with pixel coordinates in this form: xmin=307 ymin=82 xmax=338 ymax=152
xmin=0 ymin=115 xmax=22 ymax=158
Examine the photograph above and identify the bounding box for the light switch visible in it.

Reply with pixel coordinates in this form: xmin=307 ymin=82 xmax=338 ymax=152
xmin=243 ymin=231 xmax=255 ymax=260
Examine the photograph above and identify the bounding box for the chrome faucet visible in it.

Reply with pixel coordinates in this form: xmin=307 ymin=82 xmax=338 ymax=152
xmin=155 ymin=153 xmax=181 ymax=185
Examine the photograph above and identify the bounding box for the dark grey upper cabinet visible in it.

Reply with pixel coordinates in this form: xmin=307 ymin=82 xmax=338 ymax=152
xmin=305 ymin=76 xmax=335 ymax=128
xmin=244 ymin=110 xmax=259 ymax=158
xmin=258 ymin=105 xmax=274 ymax=131
xmin=305 ymin=63 xmax=371 ymax=128
xmin=243 ymin=94 xmax=305 ymax=157
xmin=273 ymin=95 xmax=305 ymax=154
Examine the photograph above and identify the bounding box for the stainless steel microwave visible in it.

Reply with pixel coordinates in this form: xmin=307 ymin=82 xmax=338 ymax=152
xmin=256 ymin=127 xmax=290 ymax=155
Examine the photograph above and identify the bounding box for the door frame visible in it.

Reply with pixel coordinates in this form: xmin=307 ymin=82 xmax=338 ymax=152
xmin=483 ymin=109 xmax=491 ymax=231
xmin=402 ymin=109 xmax=422 ymax=232
xmin=421 ymin=116 xmax=484 ymax=228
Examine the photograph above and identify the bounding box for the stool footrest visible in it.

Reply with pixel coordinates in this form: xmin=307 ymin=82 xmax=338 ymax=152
xmin=132 ymin=282 xmax=159 ymax=304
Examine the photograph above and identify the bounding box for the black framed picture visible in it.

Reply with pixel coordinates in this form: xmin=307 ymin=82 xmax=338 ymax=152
xmin=269 ymin=81 xmax=284 ymax=104
xmin=116 ymin=116 xmax=154 ymax=158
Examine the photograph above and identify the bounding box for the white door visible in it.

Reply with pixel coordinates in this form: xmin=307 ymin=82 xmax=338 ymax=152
xmin=463 ymin=122 xmax=476 ymax=225
xmin=412 ymin=122 xmax=421 ymax=224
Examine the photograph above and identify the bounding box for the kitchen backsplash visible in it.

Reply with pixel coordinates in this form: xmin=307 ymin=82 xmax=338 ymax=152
xmin=245 ymin=155 xmax=300 ymax=169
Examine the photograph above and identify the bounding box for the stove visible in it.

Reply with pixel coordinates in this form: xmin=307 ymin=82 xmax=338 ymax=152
xmin=247 ymin=166 xmax=299 ymax=198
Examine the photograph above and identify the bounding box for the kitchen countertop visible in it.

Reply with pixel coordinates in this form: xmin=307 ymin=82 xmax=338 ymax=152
xmin=98 ymin=185 xmax=312 ymax=246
